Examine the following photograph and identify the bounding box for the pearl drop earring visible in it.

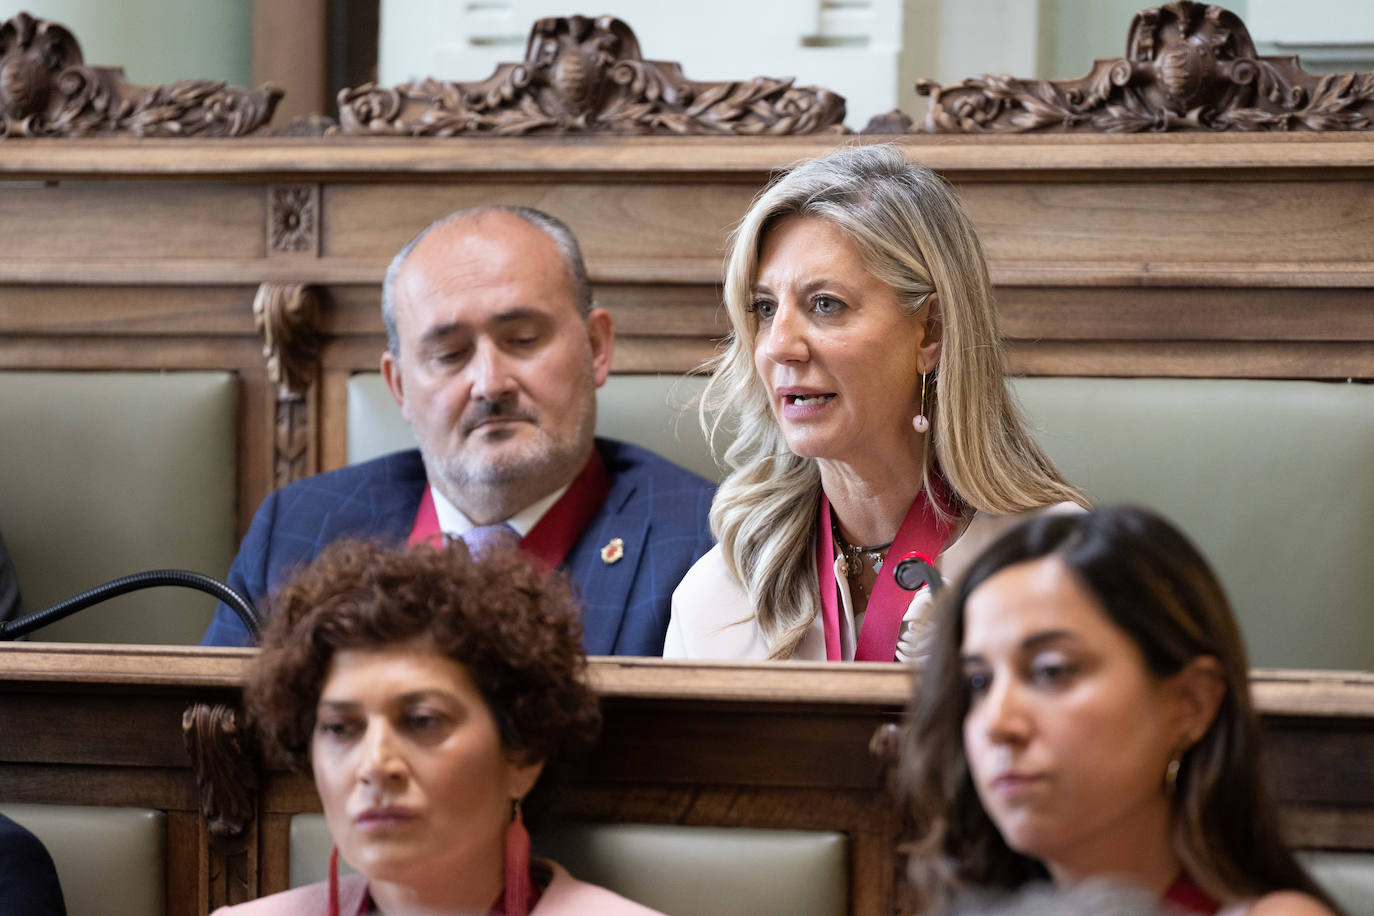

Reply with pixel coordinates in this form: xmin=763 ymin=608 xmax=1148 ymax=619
xmin=912 ymin=372 xmax=929 ymax=433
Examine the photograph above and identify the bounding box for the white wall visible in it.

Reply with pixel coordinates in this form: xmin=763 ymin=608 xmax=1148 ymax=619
xmin=1248 ymin=0 xmax=1374 ymax=72
xmin=12 ymin=0 xmax=251 ymax=86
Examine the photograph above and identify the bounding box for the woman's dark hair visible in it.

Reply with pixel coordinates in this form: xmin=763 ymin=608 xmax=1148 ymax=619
xmin=900 ymin=506 xmax=1337 ymax=913
xmin=245 ymin=539 xmax=602 ymax=817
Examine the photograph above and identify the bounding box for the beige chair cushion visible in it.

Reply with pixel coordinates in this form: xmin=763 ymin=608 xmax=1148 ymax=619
xmin=0 ymin=803 xmax=164 ymax=916
xmin=875 ymin=849 xmax=1372 ymax=913
xmin=1300 ymin=850 xmax=1374 ymax=916
xmin=348 ymin=373 xmax=719 ymax=481
xmin=1012 ymin=377 xmax=1374 ymax=671
xmin=535 ymin=822 xmax=847 ymax=916
xmin=291 ymin=814 xmax=848 ymax=916
xmin=0 ymin=371 xmax=237 ymax=644
xmin=347 ymin=371 xmax=1373 ymax=669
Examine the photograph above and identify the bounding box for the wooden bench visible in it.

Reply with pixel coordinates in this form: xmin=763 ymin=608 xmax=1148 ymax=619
xmin=0 ymin=645 xmax=1371 ymax=915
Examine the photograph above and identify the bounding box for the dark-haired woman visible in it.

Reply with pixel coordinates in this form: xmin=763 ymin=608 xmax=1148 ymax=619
xmin=901 ymin=507 xmax=1340 ymax=915
xmin=215 ymin=540 xmax=662 ymax=916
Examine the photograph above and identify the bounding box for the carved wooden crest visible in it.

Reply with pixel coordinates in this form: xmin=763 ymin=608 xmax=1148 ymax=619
xmin=903 ymin=1 xmax=1374 ymax=133
xmin=0 ymin=12 xmax=280 ymax=138
xmin=336 ymin=14 xmax=845 ymax=136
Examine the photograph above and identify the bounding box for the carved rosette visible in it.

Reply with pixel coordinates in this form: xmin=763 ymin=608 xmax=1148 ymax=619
xmin=254 ymin=282 xmax=321 ymax=486
xmin=0 ymin=12 xmax=279 ymax=138
xmin=336 ymin=15 xmax=845 ymax=136
xmin=268 ymin=185 xmax=320 ymax=255
xmin=183 ymin=703 xmax=258 ymax=908
xmin=897 ymin=1 xmax=1374 ymax=134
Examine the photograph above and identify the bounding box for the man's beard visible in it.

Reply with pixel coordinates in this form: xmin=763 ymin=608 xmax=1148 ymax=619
xmin=420 ymin=389 xmax=596 ymax=502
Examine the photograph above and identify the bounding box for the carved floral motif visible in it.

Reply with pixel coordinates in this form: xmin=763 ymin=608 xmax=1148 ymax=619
xmin=273 ymin=399 xmax=313 ymax=487
xmin=336 ymin=15 xmax=845 ymax=136
xmin=183 ymin=703 xmax=258 ymax=909
xmin=0 ymin=12 xmax=279 ymax=138
xmin=902 ymin=1 xmax=1374 ymax=134
xmin=254 ymin=283 xmax=321 ymax=487
xmin=182 ymin=703 xmax=257 ymax=838
xmin=268 ymin=185 xmax=319 ymax=254
xmin=254 ymin=282 xmax=320 ymax=400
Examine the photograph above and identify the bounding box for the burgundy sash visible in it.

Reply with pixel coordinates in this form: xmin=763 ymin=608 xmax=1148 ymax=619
xmin=817 ymin=487 xmax=955 ymax=662
xmin=1162 ymin=875 xmax=1221 ymax=914
xmin=409 ymin=451 xmax=612 ymax=571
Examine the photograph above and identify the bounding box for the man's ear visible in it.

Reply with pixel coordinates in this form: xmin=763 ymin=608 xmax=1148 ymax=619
xmin=917 ymin=293 xmax=943 ymax=376
xmin=1170 ymin=655 xmax=1226 ymax=744
xmin=380 ymin=350 xmax=411 ymax=423
xmin=586 ymin=307 xmax=615 ymax=387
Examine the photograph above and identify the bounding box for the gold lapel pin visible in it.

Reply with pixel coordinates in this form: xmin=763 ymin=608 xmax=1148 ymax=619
xmin=600 ymin=537 xmax=625 ymax=565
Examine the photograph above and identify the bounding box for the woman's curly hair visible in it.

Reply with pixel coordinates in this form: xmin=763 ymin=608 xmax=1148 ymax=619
xmin=244 ymin=539 xmax=602 ymax=814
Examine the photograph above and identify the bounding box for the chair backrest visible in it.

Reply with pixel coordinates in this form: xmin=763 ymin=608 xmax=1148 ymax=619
xmin=0 ymin=371 xmax=237 ymax=644
xmin=0 ymin=803 xmax=165 ymax=916
xmin=290 ymin=813 xmax=848 ymax=916
xmin=1301 ymin=851 xmax=1374 ymax=916
xmin=1010 ymin=377 xmax=1374 ymax=671
xmin=345 ymin=372 xmax=1374 ymax=669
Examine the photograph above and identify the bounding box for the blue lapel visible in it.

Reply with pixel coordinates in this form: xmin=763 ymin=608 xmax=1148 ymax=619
xmin=564 ymin=469 xmax=651 ymax=655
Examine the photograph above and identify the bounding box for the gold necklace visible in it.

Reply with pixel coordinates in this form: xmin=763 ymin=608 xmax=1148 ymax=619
xmin=831 ymin=518 xmax=892 ymax=600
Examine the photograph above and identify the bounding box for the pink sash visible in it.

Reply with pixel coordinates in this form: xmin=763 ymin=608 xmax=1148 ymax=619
xmin=817 ymin=487 xmax=955 ymax=662
xmin=409 ymin=451 xmax=612 ymax=571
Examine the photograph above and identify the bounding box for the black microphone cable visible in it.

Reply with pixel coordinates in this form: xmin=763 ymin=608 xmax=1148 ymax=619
xmin=0 ymin=569 xmax=259 ymax=643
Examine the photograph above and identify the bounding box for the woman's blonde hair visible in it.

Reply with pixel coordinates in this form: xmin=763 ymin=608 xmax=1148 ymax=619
xmin=701 ymin=144 xmax=1085 ymax=659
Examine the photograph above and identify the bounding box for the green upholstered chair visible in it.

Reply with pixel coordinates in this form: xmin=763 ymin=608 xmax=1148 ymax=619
xmin=0 ymin=371 xmax=237 ymax=645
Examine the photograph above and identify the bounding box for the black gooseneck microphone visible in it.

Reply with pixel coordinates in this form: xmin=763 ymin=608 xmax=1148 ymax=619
xmin=0 ymin=569 xmax=260 ymax=642
xmin=892 ymin=550 xmax=944 ymax=594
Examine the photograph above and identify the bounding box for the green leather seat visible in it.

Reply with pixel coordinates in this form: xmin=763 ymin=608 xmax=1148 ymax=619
xmin=348 ymin=372 xmax=1374 ymax=670
xmin=0 ymin=803 xmax=164 ymax=916
xmin=290 ymin=813 xmax=849 ymax=916
xmin=0 ymin=371 xmax=237 ymax=645
xmin=1011 ymin=377 xmax=1374 ymax=672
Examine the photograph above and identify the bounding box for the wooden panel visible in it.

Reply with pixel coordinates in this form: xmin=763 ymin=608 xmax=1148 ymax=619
xmin=0 ymin=183 xmax=265 ymax=259
xmin=320 ymin=182 xmax=753 ymax=264
xmin=0 ymin=692 xmax=199 ymax=766
xmin=1264 ymin=717 xmax=1374 ymax=806
xmin=1006 ymin=340 xmax=1374 ymax=379
xmin=167 ymin=810 xmax=203 ymax=916
xmin=5 ymin=134 xmax=1374 ymax=180
xmin=998 ymin=287 xmax=1374 ymax=342
xmin=962 ymin=180 xmax=1374 ymax=265
xmin=0 ymin=287 xmax=257 ymax=335
xmin=0 ymin=763 xmax=196 ymax=810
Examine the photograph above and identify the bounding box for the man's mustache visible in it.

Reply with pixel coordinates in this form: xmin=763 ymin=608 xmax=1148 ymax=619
xmin=461 ymin=398 xmax=537 ymax=434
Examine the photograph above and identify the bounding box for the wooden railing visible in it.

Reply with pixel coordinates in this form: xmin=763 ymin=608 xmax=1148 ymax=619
xmin=1 ymin=645 xmax=1371 ymax=914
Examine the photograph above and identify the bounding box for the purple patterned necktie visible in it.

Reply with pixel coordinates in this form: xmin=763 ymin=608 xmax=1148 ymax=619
xmin=460 ymin=522 xmax=520 ymax=557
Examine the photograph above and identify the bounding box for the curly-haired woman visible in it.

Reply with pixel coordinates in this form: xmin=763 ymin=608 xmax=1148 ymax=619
xmin=215 ymin=540 xmax=661 ymax=916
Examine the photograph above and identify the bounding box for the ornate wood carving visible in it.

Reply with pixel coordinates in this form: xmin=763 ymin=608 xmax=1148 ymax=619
xmin=336 ymin=15 xmax=845 ymax=136
xmin=901 ymin=1 xmax=1374 ymax=134
xmin=254 ymin=282 xmax=321 ymax=486
xmin=183 ymin=702 xmax=259 ymax=909
xmin=267 ymin=185 xmax=320 ymax=255
xmin=0 ymin=12 xmax=279 ymax=138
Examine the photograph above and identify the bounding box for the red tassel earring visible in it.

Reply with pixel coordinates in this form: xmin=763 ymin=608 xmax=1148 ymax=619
xmin=327 ymin=845 xmax=340 ymax=916
xmin=504 ymin=797 xmax=532 ymax=916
